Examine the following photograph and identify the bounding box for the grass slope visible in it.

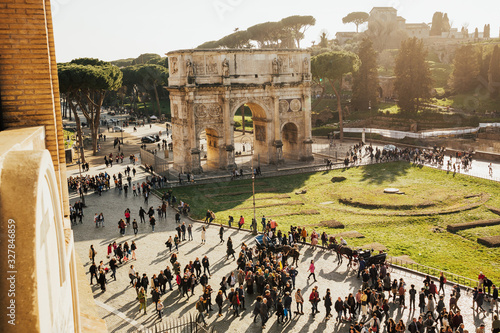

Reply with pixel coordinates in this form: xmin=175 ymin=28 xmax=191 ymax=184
xmin=164 ymin=162 xmax=500 ymax=283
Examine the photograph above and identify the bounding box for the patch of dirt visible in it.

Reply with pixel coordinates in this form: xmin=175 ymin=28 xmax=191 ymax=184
xmin=320 ymin=220 xmax=345 ymax=229
xmin=267 ymin=209 xmax=320 ymax=218
xmin=477 ymin=236 xmax=500 ymax=247
xmin=333 ymin=193 xmax=490 ymax=217
xmin=240 ymin=201 xmax=304 ymax=210
xmin=486 ymin=206 xmax=500 ymax=216
xmin=331 ymin=176 xmax=346 ymax=183
xmin=360 ymin=242 xmax=387 ymax=252
xmin=215 ymin=194 xmax=290 ymax=204
xmin=205 ymin=188 xmax=277 ymax=198
xmin=334 ymin=231 xmax=365 ymax=238
xmin=391 ymin=255 xmax=416 ymax=264
xmin=203 ymin=182 xmax=267 ymax=190
xmin=447 ymin=218 xmax=500 ymax=232
xmin=338 ymin=197 xmax=435 ymax=210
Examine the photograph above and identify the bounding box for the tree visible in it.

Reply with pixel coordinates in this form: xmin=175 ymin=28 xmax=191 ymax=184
xmin=484 ymin=24 xmax=491 ymax=39
xmin=488 ymin=45 xmax=500 ymax=98
xmin=449 ymin=45 xmax=479 ymax=93
xmin=311 ymin=51 xmax=360 ymax=140
xmin=342 ymin=12 xmax=369 ymax=33
xmin=430 ymin=12 xmax=444 ymax=36
xmin=364 ymin=18 xmax=407 ymax=51
xmin=197 ymin=40 xmax=220 ymax=49
xmin=442 ymin=13 xmax=451 ymax=33
xmin=132 ymin=53 xmax=161 ymax=65
xmin=474 ymin=28 xmax=479 ymax=39
xmin=318 ymin=30 xmax=329 ymax=48
xmin=58 ymin=58 xmax=123 ymax=155
xmin=218 ymin=30 xmax=251 ymax=48
xmin=352 ymin=38 xmax=379 ymax=111
xmin=394 ymin=38 xmax=433 ymax=113
xmin=122 ymin=64 xmax=168 ymax=116
xmin=280 ymin=15 xmax=316 ymax=48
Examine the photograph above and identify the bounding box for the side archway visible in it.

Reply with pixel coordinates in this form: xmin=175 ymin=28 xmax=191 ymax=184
xmin=281 ymin=122 xmax=300 ymax=160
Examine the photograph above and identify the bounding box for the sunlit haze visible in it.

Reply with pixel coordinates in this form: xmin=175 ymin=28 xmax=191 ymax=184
xmin=52 ymin=0 xmax=500 ymax=62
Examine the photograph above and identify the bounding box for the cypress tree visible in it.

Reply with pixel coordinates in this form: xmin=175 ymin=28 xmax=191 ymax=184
xmin=394 ymin=38 xmax=433 ymax=113
xmin=450 ymin=45 xmax=479 ymax=93
xmin=352 ymin=38 xmax=379 ymax=111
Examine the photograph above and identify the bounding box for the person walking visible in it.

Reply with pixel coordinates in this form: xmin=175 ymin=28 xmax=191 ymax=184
xmin=309 ymin=286 xmax=320 ymax=316
xmin=149 ymin=216 xmax=156 ymax=232
xmin=295 ymin=289 xmax=304 ymax=314
xmin=202 ymin=256 xmax=211 ymax=276
xmin=219 ymin=224 xmax=224 ymax=243
xmin=89 ymin=245 xmax=97 ymax=263
xmin=131 ymin=241 xmax=137 ymax=260
xmin=196 ymin=296 xmax=207 ymax=326
xmin=89 ymin=262 xmax=97 ymax=285
xmin=118 ymin=219 xmax=126 ymax=236
xmin=201 ymin=226 xmax=206 ymax=244
xmin=238 ymin=215 xmax=244 ymax=230
xmin=109 ymin=257 xmax=117 ymax=281
xmin=226 ymin=237 xmax=235 ymax=260
xmin=139 ymin=207 xmax=146 ymax=223
xmin=324 ymin=289 xmax=333 ymax=319
xmin=188 ymin=224 xmax=193 ymax=241
xmin=156 ymin=300 xmax=164 ymax=321
xmin=98 ymin=270 xmax=107 ymax=292
xmin=307 ymin=260 xmax=317 ymax=282
xmin=138 ymin=287 xmax=147 ymax=314
xmin=132 ymin=219 xmax=138 ymax=236
xmin=181 ymin=222 xmax=186 ymax=241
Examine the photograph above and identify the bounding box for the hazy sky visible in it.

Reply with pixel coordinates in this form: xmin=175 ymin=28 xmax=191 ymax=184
xmin=52 ymin=0 xmax=499 ymax=63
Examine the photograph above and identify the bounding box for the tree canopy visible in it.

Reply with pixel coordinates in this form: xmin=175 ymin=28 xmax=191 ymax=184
xmin=311 ymin=51 xmax=360 ymax=140
xmin=489 ymin=45 xmax=500 ymax=98
xmin=394 ymin=38 xmax=433 ymax=113
xmin=280 ymin=15 xmax=316 ymax=48
xmin=352 ymin=38 xmax=379 ymax=111
xmin=58 ymin=58 xmax=123 ymax=155
xmin=449 ymin=45 xmax=480 ymax=94
xmin=342 ymin=12 xmax=369 ymax=33
xmin=121 ymin=64 xmax=168 ymax=116
xmin=196 ymin=15 xmax=315 ymax=49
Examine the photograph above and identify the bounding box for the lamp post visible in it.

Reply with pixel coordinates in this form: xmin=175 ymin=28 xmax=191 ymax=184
xmin=75 ymin=144 xmax=86 ymax=207
xmin=242 ymin=136 xmax=257 ymax=234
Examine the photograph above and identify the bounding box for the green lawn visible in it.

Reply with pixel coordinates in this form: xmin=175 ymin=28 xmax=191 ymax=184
xmin=163 ymin=162 xmax=500 ymax=283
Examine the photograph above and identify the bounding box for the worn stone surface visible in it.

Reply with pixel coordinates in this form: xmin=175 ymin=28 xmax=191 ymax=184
xmin=68 ymin=163 xmax=494 ymax=332
xmin=167 ymin=49 xmax=313 ymax=172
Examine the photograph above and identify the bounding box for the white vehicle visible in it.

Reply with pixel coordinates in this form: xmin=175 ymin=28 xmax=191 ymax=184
xmin=113 ymin=126 xmax=124 ymax=132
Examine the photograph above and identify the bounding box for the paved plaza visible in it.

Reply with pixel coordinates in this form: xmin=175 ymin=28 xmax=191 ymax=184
xmin=68 ymin=160 xmax=497 ymax=333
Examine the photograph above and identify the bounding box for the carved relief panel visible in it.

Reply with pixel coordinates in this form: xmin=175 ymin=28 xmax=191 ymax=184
xmin=205 ymin=55 xmax=218 ymax=75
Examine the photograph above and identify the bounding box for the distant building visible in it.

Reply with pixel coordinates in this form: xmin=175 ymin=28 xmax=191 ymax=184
xmin=405 ymin=23 xmax=430 ymax=39
xmin=335 ymin=32 xmax=359 ymax=45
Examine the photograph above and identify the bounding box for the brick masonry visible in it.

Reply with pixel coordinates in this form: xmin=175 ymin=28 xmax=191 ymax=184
xmin=0 ymin=0 xmax=69 ymax=216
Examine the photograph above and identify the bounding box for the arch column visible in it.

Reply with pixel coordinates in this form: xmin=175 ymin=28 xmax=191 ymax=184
xmin=301 ymin=88 xmax=314 ymax=161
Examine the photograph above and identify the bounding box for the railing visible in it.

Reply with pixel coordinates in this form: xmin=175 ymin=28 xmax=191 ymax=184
xmin=136 ymin=313 xmax=216 ymax=333
xmin=386 ymin=257 xmax=480 ymax=291
xmin=140 ymin=148 xmax=169 ymax=176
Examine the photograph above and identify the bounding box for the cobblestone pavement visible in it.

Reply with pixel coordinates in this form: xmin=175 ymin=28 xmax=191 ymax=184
xmin=70 ymin=162 xmax=496 ymax=333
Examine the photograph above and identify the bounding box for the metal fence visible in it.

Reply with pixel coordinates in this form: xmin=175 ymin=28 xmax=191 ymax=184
xmin=135 ymin=313 xmax=216 ymax=333
xmin=386 ymin=257 xmax=480 ymax=291
xmin=140 ymin=148 xmax=169 ymax=176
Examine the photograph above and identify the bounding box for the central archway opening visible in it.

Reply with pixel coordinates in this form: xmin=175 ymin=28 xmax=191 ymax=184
xmin=232 ymin=101 xmax=270 ymax=170
xmin=282 ymin=122 xmax=299 ymax=160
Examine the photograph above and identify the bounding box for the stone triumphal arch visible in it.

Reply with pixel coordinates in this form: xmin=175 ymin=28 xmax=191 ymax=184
xmin=167 ymin=49 xmax=313 ymax=173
